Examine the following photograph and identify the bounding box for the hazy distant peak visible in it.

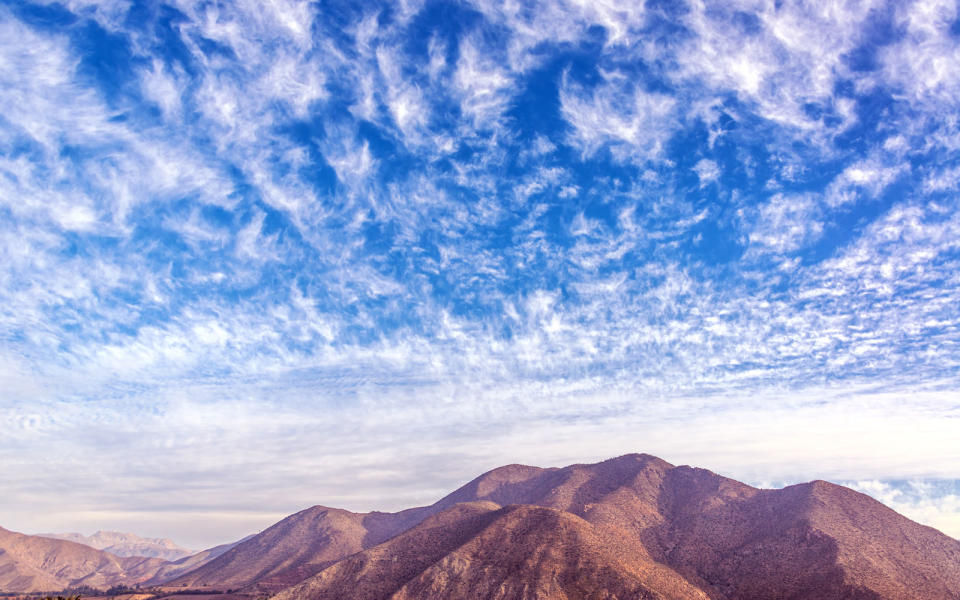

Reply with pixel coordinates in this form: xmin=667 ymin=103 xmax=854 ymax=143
xmin=38 ymin=530 xmax=194 ymax=561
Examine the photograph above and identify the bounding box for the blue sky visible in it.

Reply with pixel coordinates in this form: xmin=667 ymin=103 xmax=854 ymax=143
xmin=1 ymin=0 xmax=959 ymax=547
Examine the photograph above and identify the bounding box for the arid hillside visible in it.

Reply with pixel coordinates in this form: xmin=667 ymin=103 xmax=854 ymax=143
xmin=0 ymin=527 xmax=166 ymax=593
xmin=0 ymin=528 xmax=245 ymax=594
xmin=265 ymin=454 xmax=960 ymax=600
xmin=4 ymin=454 xmax=959 ymax=600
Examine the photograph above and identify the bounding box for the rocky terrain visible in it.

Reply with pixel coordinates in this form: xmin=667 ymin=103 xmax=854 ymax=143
xmin=3 ymin=454 xmax=959 ymax=599
xmin=266 ymin=454 xmax=960 ymax=600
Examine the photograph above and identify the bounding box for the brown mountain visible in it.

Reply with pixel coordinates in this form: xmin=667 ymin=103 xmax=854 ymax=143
xmin=167 ymin=463 xmax=581 ymax=593
xmin=168 ymin=462 xmax=596 ymax=593
xmin=271 ymin=500 xmax=710 ymax=600
xmin=0 ymin=526 xmax=166 ymax=593
xmin=9 ymin=454 xmax=958 ymax=598
xmin=164 ymin=502 xmax=439 ymax=594
xmin=253 ymin=453 xmax=960 ymax=600
xmin=0 ymin=527 xmax=253 ymax=593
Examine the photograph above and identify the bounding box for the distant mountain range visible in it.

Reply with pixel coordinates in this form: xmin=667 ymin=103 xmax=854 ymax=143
xmin=0 ymin=527 xmax=167 ymax=592
xmin=2 ymin=454 xmax=959 ymax=599
xmin=0 ymin=529 xmax=246 ymax=593
xmin=38 ymin=530 xmax=195 ymax=561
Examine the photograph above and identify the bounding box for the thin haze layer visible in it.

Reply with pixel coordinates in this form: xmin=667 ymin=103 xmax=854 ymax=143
xmin=0 ymin=0 xmax=958 ymax=546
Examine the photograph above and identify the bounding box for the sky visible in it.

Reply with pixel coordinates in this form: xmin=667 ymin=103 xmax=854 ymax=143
xmin=0 ymin=0 xmax=959 ymax=549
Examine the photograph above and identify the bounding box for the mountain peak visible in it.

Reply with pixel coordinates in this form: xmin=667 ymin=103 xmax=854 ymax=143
xmin=604 ymin=451 xmax=671 ymax=463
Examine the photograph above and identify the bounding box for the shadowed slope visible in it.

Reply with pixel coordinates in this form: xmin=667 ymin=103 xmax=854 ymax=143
xmin=167 ymin=456 xmax=648 ymax=592
xmin=644 ymin=470 xmax=960 ymax=600
xmin=446 ymin=455 xmax=960 ymax=599
xmin=165 ymin=461 xmax=554 ymax=592
xmin=272 ymin=501 xmax=709 ymax=600
xmin=143 ymin=534 xmax=256 ymax=585
xmin=795 ymin=481 xmax=960 ymax=599
xmin=0 ymin=527 xmax=165 ymax=593
xmin=166 ymin=506 xmax=375 ymax=592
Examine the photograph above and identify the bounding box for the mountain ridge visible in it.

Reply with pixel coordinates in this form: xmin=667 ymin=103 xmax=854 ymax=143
xmin=165 ymin=453 xmax=960 ymax=599
xmin=0 ymin=526 xmax=167 ymax=593
xmin=3 ymin=453 xmax=959 ymax=599
xmin=0 ymin=528 xmax=249 ymax=593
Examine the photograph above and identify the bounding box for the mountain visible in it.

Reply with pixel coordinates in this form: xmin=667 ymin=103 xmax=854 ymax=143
xmin=167 ymin=464 xmax=575 ymax=593
xmin=6 ymin=454 xmax=959 ymax=598
xmin=167 ymin=453 xmax=960 ymax=600
xmin=166 ymin=466 xmax=572 ymax=593
xmin=165 ymin=503 xmax=437 ymax=594
xmin=142 ymin=534 xmax=256 ymax=585
xmin=0 ymin=528 xmax=253 ymax=593
xmin=38 ymin=530 xmax=194 ymax=560
xmin=0 ymin=526 xmax=166 ymax=593
xmin=272 ymin=501 xmax=710 ymax=600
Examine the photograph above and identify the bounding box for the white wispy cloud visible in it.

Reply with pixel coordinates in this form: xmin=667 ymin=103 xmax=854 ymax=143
xmin=742 ymin=193 xmax=823 ymax=254
xmin=679 ymin=0 xmax=872 ymax=135
xmin=560 ymin=68 xmax=677 ymax=162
